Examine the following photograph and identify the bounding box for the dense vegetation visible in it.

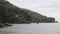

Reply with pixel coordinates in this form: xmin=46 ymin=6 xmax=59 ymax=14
xmin=0 ymin=0 xmax=56 ymax=24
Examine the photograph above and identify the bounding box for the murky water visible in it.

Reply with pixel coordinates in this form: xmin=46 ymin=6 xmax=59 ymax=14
xmin=0 ymin=23 xmax=60 ymax=34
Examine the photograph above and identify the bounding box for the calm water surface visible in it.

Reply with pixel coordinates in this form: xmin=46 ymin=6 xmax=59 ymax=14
xmin=0 ymin=23 xmax=60 ymax=34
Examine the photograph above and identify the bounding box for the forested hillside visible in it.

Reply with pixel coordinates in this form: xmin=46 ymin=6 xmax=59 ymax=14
xmin=0 ymin=0 xmax=56 ymax=24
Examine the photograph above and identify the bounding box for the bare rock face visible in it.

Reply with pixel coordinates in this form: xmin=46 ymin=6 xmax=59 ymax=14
xmin=0 ymin=23 xmax=6 ymax=28
xmin=4 ymin=22 xmax=12 ymax=26
xmin=0 ymin=23 xmax=12 ymax=28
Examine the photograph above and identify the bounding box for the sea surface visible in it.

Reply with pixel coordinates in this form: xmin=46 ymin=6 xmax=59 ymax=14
xmin=0 ymin=22 xmax=60 ymax=34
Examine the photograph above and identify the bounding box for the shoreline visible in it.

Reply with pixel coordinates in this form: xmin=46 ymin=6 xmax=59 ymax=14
xmin=0 ymin=23 xmax=12 ymax=28
xmin=0 ymin=21 xmax=58 ymax=28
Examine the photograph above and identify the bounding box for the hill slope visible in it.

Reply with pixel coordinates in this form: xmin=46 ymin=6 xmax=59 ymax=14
xmin=0 ymin=0 xmax=56 ymax=23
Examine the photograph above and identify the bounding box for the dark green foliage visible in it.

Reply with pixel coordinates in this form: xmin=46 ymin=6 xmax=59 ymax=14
xmin=0 ymin=0 xmax=56 ymax=23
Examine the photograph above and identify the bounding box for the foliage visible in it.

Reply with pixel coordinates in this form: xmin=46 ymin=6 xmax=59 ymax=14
xmin=0 ymin=0 xmax=55 ymax=23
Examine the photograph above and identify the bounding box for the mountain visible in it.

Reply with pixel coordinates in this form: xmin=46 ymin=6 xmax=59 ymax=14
xmin=0 ymin=0 xmax=56 ymax=24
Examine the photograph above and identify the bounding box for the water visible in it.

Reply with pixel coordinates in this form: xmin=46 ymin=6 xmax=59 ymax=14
xmin=0 ymin=23 xmax=60 ymax=34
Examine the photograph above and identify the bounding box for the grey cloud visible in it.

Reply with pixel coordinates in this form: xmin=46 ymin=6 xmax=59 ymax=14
xmin=7 ymin=0 xmax=60 ymax=8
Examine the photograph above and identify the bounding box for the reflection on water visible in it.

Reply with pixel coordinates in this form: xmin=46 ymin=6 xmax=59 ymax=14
xmin=0 ymin=23 xmax=60 ymax=34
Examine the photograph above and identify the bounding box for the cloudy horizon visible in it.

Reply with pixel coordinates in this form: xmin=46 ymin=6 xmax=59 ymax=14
xmin=7 ymin=0 xmax=60 ymax=21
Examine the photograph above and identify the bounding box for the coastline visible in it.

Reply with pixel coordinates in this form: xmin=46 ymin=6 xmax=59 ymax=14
xmin=0 ymin=21 xmax=58 ymax=28
xmin=0 ymin=23 xmax=12 ymax=28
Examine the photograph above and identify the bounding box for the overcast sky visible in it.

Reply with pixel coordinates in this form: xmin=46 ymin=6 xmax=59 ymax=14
xmin=7 ymin=0 xmax=60 ymax=21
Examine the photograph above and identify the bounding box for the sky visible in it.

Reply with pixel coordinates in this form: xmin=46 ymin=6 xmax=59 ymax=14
xmin=7 ymin=0 xmax=60 ymax=21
